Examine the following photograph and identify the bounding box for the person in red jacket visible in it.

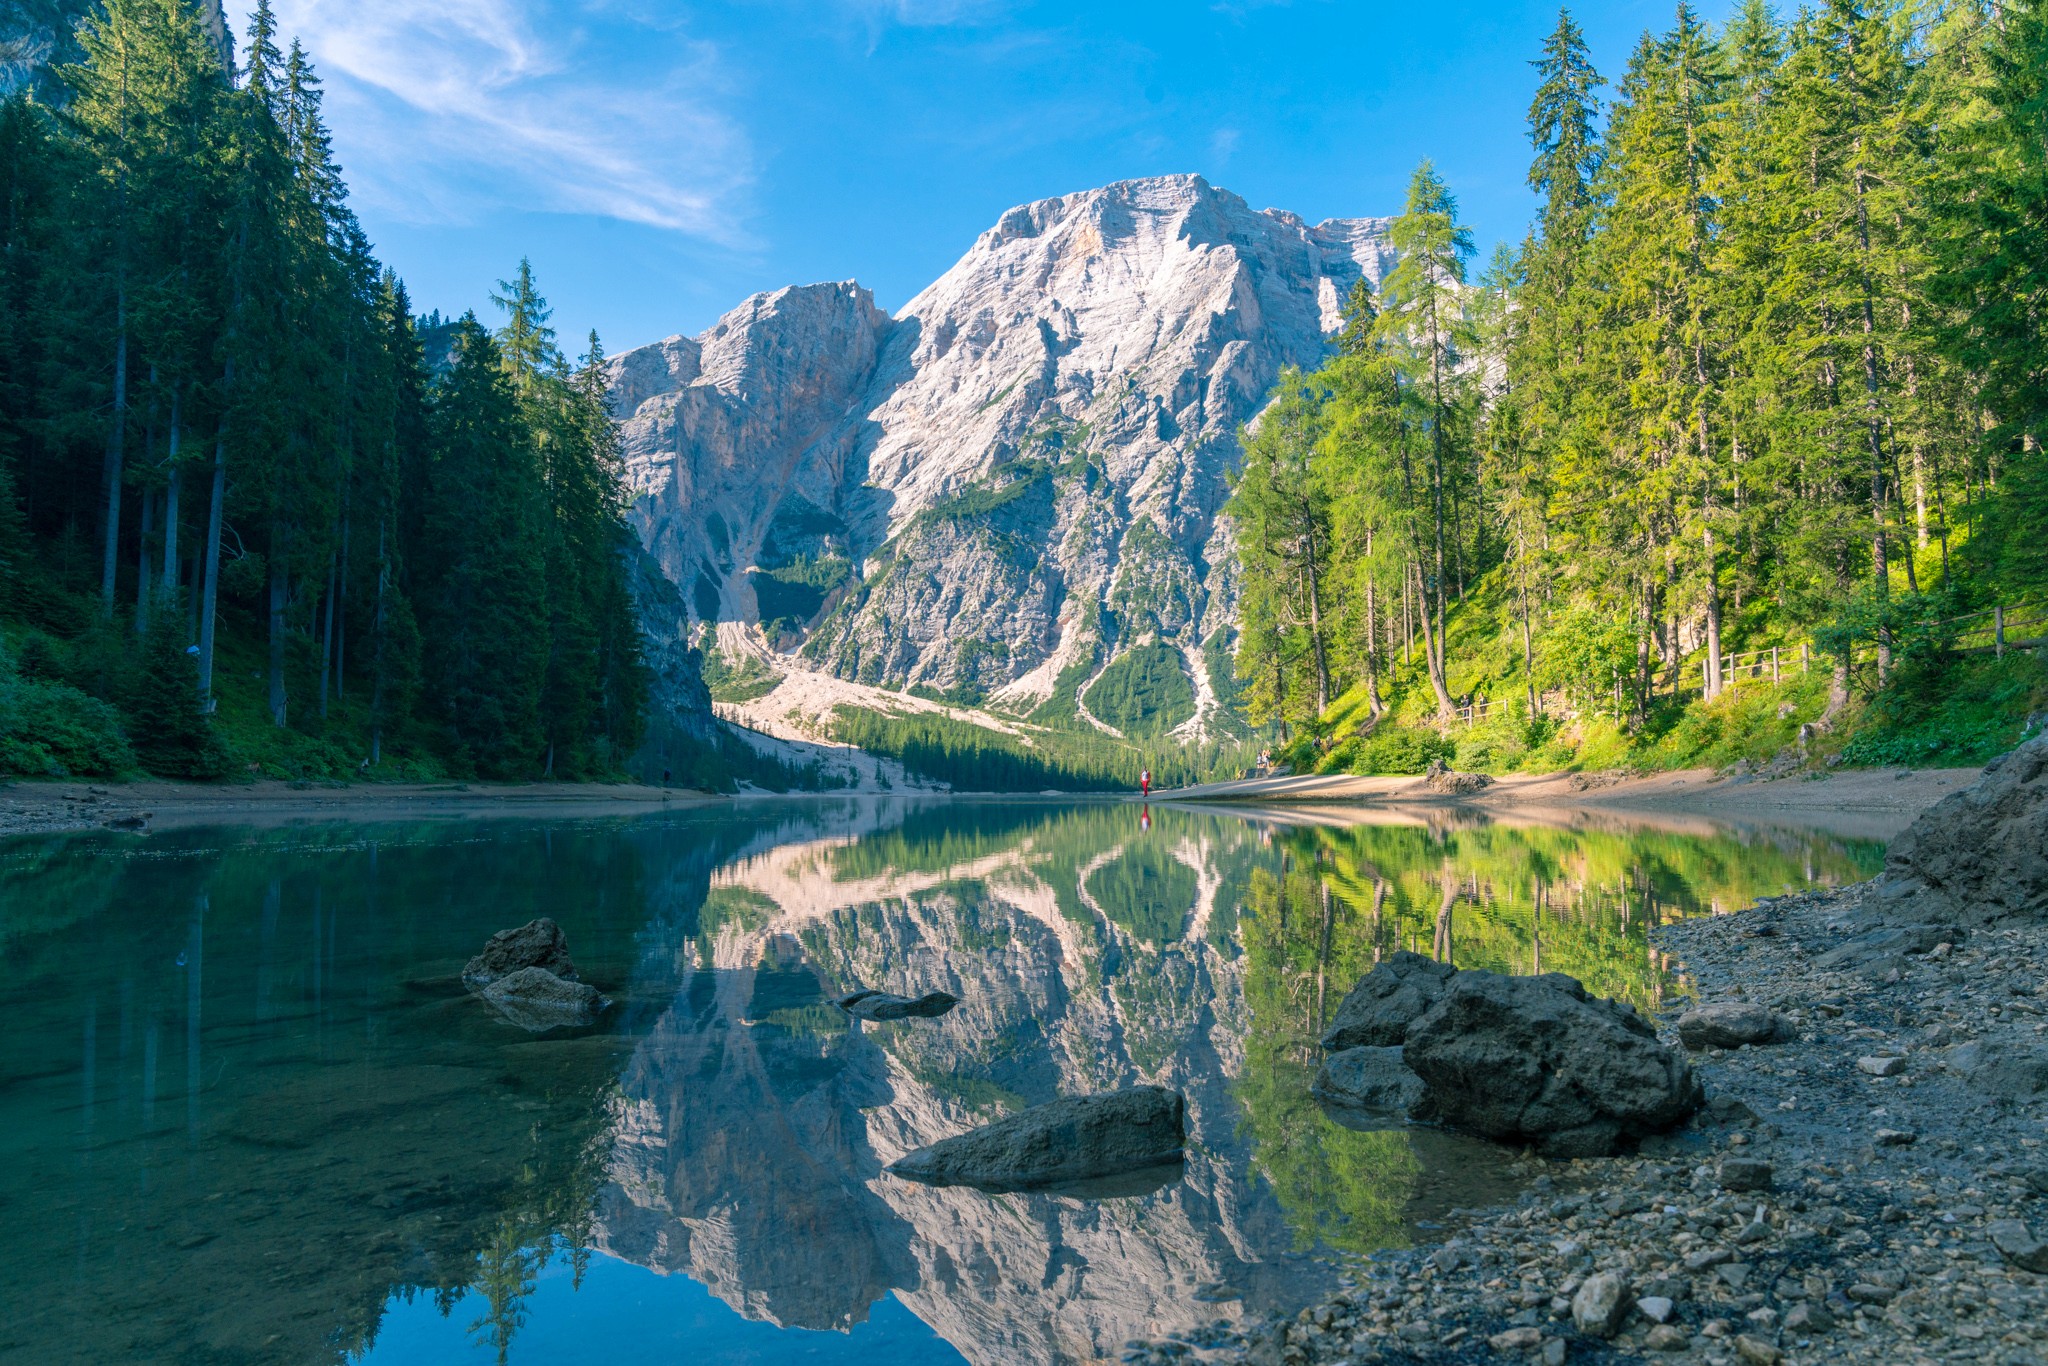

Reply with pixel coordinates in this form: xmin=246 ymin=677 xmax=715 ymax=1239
xmin=1140 ymin=767 xmax=1151 ymax=798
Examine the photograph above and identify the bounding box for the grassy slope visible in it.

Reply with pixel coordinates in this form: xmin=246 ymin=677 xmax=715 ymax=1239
xmin=1294 ymin=548 xmax=2047 ymax=779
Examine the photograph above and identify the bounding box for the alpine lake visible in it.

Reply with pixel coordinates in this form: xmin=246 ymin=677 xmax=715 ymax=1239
xmin=0 ymin=795 xmax=1889 ymax=1365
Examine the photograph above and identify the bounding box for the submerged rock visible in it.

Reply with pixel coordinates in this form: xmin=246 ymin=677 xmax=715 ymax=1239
xmin=887 ymin=1087 xmax=1185 ymax=1191
xmin=1319 ymin=951 xmax=1456 ymax=1051
xmin=1401 ymin=971 xmax=1702 ymax=1157
xmin=464 ymin=918 xmax=579 ymax=987
xmin=1313 ymin=1046 xmax=1428 ymax=1115
xmin=1873 ymin=731 xmax=2048 ymax=925
xmin=836 ymin=989 xmax=959 ymax=1021
xmin=479 ymin=967 xmax=608 ymax=1032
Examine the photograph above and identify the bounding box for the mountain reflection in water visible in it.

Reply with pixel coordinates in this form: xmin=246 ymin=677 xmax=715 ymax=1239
xmin=0 ymin=800 xmax=1884 ymax=1365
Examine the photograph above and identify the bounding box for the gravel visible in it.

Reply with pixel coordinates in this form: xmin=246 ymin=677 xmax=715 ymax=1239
xmin=1123 ymin=883 xmax=2048 ymax=1366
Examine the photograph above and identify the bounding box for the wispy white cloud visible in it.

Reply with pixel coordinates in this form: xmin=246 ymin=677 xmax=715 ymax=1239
xmin=255 ymin=0 xmax=753 ymax=240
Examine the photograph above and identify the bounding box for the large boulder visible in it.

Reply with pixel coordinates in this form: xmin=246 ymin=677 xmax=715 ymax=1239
xmin=836 ymin=989 xmax=959 ymax=1021
xmin=1401 ymin=971 xmax=1703 ymax=1157
xmin=1873 ymin=732 xmax=2048 ymax=925
xmin=887 ymin=1087 xmax=1185 ymax=1191
xmin=1320 ymin=951 xmax=1457 ymax=1051
xmin=478 ymin=967 xmax=608 ymax=1032
xmin=1313 ymin=1046 xmax=1428 ymax=1115
xmin=463 ymin=918 xmax=579 ymax=987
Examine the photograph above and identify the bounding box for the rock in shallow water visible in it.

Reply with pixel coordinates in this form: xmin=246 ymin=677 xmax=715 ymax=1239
xmin=1401 ymin=971 xmax=1701 ymax=1157
xmin=1319 ymin=951 xmax=1455 ymax=1051
xmin=479 ymin=967 xmax=608 ymax=1032
xmin=836 ymin=989 xmax=959 ymax=1021
xmin=887 ymin=1087 xmax=1185 ymax=1191
xmin=1312 ymin=1045 xmax=1428 ymax=1115
xmin=463 ymin=918 xmax=578 ymax=987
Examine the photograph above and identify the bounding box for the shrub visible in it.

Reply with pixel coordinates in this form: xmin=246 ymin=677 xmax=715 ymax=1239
xmin=0 ymin=671 xmax=134 ymax=777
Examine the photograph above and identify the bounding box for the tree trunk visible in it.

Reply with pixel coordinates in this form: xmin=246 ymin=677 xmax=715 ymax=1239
xmin=319 ymin=545 xmax=336 ymax=719
xmin=1302 ymin=516 xmax=1331 ymax=716
xmin=1412 ymin=560 xmax=1455 ymax=714
xmin=198 ymin=419 xmax=228 ymax=704
xmin=1517 ymin=556 xmax=1537 ymax=718
xmin=1853 ymin=139 xmax=1891 ymax=685
xmin=162 ymin=390 xmax=181 ymax=599
xmin=334 ymin=513 xmax=350 ymax=701
xmin=135 ymin=485 xmax=154 ymax=633
xmin=100 ymin=288 xmax=128 ymax=615
xmin=268 ymin=524 xmax=288 ymax=728
xmin=370 ymin=519 xmax=388 ymax=766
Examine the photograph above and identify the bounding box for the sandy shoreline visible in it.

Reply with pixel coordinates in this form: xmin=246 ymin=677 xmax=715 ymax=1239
xmin=1159 ymin=765 xmax=1983 ymax=840
xmin=0 ymin=778 xmax=728 ymax=839
xmin=0 ymin=762 xmax=1981 ymax=842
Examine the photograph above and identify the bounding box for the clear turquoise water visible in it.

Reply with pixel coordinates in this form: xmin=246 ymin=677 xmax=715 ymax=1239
xmin=0 ymin=798 xmax=1884 ymax=1365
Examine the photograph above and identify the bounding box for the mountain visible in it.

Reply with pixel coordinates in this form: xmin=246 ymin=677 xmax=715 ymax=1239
xmin=591 ymin=810 xmax=1341 ymax=1364
xmin=610 ymin=175 xmax=1390 ymax=745
xmin=0 ymin=0 xmax=231 ymax=99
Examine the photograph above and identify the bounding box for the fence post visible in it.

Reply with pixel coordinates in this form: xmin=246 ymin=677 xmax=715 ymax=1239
xmin=1772 ymin=646 xmax=1780 ymax=686
xmin=1801 ymin=642 xmax=1809 ymax=675
xmin=1995 ymin=606 xmax=2005 ymax=659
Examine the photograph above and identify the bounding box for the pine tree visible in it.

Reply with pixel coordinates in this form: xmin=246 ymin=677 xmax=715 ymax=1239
xmin=417 ymin=318 xmax=549 ymax=776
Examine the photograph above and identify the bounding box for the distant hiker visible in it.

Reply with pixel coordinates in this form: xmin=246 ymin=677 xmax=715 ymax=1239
xmin=661 ymin=768 xmax=671 ymax=787
xmin=1140 ymin=768 xmax=1151 ymax=798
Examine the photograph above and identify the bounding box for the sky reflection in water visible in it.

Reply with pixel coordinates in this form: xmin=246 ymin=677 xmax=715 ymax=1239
xmin=0 ymin=799 xmax=1883 ymax=1365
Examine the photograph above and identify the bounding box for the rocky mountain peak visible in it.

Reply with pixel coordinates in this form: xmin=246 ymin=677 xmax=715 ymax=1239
xmin=611 ymin=175 xmax=1391 ymax=740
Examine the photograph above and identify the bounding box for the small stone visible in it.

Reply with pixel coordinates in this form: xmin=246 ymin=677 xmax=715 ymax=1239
xmin=1489 ymin=1327 xmax=1543 ymax=1351
xmin=1735 ymin=1335 xmax=1781 ymax=1365
xmin=1873 ymin=1128 xmax=1917 ymax=1147
xmin=1686 ymin=1247 xmax=1735 ymax=1271
xmin=1397 ymin=1321 xmax=1432 ymax=1342
xmin=1717 ymin=1263 xmax=1752 ymax=1292
xmin=1857 ymin=1055 xmax=1906 ymax=1077
xmin=1637 ymin=1296 xmax=1676 ymax=1324
xmin=1784 ymin=1302 xmax=1834 ymax=1333
xmin=1678 ymin=1002 xmax=1788 ymax=1050
xmin=1987 ymin=1218 xmax=2048 ymax=1273
xmin=1572 ymin=1270 xmax=1632 ymax=1338
xmin=1719 ymin=1158 xmax=1775 ymax=1192
xmin=1541 ymin=1337 xmax=1568 ymax=1366
xmin=1644 ymin=1325 xmax=1690 ymax=1352
xmin=1735 ymin=1219 xmax=1773 ymax=1245
xmin=1845 ymin=1283 xmax=1894 ymax=1305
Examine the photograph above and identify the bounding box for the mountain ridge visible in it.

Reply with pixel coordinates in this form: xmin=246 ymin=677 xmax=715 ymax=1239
xmin=610 ymin=174 xmax=1392 ymax=755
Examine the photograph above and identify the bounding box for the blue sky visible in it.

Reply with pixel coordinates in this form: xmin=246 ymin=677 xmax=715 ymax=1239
xmin=243 ymin=1 xmax=1735 ymax=355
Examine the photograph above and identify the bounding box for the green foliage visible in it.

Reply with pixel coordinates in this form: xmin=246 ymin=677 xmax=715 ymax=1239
xmin=1232 ymin=0 xmax=2048 ymax=777
xmin=0 ymin=656 xmax=133 ymax=777
xmin=828 ymin=703 xmax=1251 ymax=793
xmin=1084 ymin=643 xmax=1195 ymax=738
xmin=1320 ymin=725 xmax=1453 ymax=776
xmin=0 ymin=13 xmax=654 ymax=787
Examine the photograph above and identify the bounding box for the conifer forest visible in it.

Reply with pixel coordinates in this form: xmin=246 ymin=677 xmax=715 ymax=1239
xmin=1230 ymin=0 xmax=2048 ymax=778
xmin=0 ymin=0 xmax=648 ymax=783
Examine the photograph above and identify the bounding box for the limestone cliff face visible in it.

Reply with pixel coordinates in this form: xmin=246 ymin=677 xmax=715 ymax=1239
xmin=1 ymin=0 xmax=230 ymax=98
xmin=592 ymin=818 xmax=1328 ymax=1364
xmin=610 ymin=176 xmax=1390 ymax=729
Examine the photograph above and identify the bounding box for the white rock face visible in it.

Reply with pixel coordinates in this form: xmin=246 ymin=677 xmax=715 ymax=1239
xmin=610 ymin=175 xmax=1390 ymax=730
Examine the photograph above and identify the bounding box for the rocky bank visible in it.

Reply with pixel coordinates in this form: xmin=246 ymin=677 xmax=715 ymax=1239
xmin=1128 ymin=741 xmax=2048 ymax=1366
